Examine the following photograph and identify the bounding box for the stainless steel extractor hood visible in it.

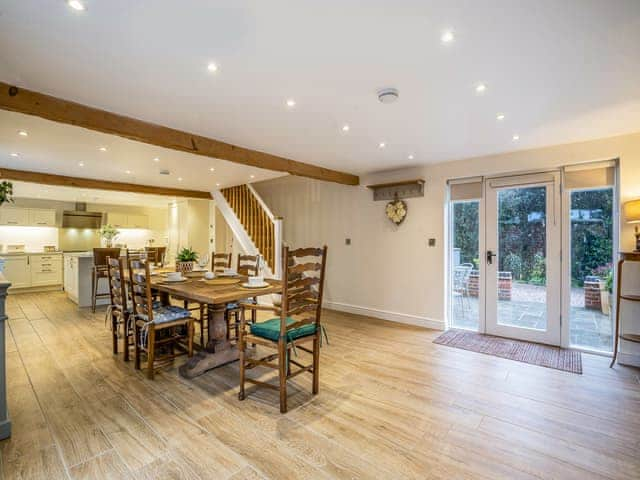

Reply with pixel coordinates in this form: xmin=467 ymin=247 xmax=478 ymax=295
xmin=62 ymin=202 xmax=103 ymax=229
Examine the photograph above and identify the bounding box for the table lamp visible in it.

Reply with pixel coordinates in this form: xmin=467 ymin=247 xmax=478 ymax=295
xmin=623 ymin=199 xmax=640 ymax=251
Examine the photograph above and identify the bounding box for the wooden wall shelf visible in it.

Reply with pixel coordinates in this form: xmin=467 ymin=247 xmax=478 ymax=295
xmin=366 ymin=179 xmax=425 ymax=201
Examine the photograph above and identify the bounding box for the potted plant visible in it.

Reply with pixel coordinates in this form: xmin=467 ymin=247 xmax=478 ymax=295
xmin=99 ymin=224 xmax=120 ymax=248
xmin=176 ymin=247 xmax=198 ymax=274
xmin=0 ymin=181 xmax=14 ymax=205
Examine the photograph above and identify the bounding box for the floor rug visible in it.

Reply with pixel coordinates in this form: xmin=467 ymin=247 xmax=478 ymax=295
xmin=433 ymin=329 xmax=582 ymax=374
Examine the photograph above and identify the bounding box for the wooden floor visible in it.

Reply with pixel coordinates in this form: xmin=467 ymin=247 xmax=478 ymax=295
xmin=1 ymin=291 xmax=639 ymax=480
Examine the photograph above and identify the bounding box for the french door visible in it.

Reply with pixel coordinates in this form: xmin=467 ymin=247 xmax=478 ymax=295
xmin=484 ymin=172 xmax=561 ymax=345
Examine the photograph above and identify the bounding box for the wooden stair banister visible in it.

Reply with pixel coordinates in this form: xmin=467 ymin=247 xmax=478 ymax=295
xmin=219 ymin=185 xmax=280 ymax=275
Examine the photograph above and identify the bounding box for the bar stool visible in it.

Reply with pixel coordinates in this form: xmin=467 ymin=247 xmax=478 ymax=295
xmin=92 ymin=247 xmax=121 ymax=312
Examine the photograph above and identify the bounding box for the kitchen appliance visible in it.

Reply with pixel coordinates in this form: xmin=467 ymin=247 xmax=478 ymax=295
xmin=62 ymin=202 xmax=103 ymax=229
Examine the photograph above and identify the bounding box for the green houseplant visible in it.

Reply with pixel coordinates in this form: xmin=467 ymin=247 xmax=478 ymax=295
xmin=176 ymin=247 xmax=198 ymax=274
xmin=99 ymin=224 xmax=120 ymax=248
xmin=0 ymin=181 xmax=14 ymax=205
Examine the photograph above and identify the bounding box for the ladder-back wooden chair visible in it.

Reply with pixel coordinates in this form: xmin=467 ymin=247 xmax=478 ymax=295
xmin=238 ymin=245 xmax=328 ymax=413
xmin=106 ymin=256 xmax=131 ymax=360
xmin=145 ymin=246 xmax=166 ymax=266
xmin=226 ymin=254 xmax=260 ymax=339
xmin=212 ymin=252 xmax=232 ymax=273
xmin=92 ymin=247 xmax=121 ymax=313
xmin=128 ymin=258 xmax=194 ymax=379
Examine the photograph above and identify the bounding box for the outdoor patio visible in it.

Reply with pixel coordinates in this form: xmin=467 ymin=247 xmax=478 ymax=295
xmin=452 ymin=282 xmax=613 ymax=351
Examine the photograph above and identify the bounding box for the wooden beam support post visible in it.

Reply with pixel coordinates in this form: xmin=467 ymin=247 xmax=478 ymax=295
xmin=0 ymin=82 xmax=360 ymax=186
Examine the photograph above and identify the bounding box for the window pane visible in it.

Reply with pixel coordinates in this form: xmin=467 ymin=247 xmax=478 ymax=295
xmin=497 ymin=186 xmax=548 ymax=330
xmin=450 ymin=201 xmax=480 ymax=330
xmin=569 ymin=188 xmax=614 ymax=352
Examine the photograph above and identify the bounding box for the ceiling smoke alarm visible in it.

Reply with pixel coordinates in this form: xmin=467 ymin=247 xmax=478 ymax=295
xmin=377 ymin=88 xmax=399 ymax=104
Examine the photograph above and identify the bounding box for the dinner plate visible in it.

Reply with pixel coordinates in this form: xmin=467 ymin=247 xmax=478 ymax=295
xmin=218 ymin=272 xmax=239 ymax=277
xmin=241 ymin=282 xmax=270 ymax=289
xmin=163 ymin=277 xmax=188 ymax=283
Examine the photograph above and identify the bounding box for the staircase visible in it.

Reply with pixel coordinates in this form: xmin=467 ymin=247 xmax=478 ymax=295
xmin=213 ymin=184 xmax=282 ymax=278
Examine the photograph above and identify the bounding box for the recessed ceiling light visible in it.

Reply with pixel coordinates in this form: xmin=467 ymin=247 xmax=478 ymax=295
xmin=475 ymin=83 xmax=487 ymax=94
xmin=408 ymin=154 xmax=414 ymax=160
xmin=286 ymin=99 xmax=296 ymax=108
xmin=10 ymin=153 xmax=19 ymax=157
xmin=441 ymin=30 xmax=454 ymax=44
xmin=512 ymin=134 xmax=520 ymax=141
xmin=67 ymin=0 xmax=85 ymax=11
xmin=78 ymin=162 xmax=84 ymax=167
xmin=496 ymin=113 xmax=505 ymax=121
xmin=125 ymin=170 xmax=131 ymax=174
xmin=18 ymin=130 xmax=28 ymax=137
xmin=178 ymin=177 xmax=183 ymax=181
xmin=378 ymin=142 xmax=386 ymax=149
xmin=207 ymin=62 xmax=218 ymax=72
xmin=99 ymin=146 xmax=107 ymax=152
xmin=153 ymin=157 xmax=160 ymax=163
xmin=209 ymin=167 xmax=215 ymax=172
xmin=250 ymin=175 xmax=255 ymax=179
xmin=215 ymin=183 xmax=220 ymax=187
xmin=342 ymin=124 xmax=350 ymax=132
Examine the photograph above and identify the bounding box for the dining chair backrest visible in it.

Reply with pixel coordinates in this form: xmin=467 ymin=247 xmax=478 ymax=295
xmin=212 ymin=252 xmax=232 ymax=273
xmin=237 ymin=254 xmax=259 ymax=277
xmin=279 ymin=246 xmax=328 ymax=340
xmin=145 ymin=246 xmax=166 ymax=266
xmin=127 ymin=258 xmax=154 ymax=321
xmin=106 ymin=256 xmax=127 ymax=312
xmin=127 ymin=248 xmax=147 ymax=264
xmin=94 ymin=248 xmax=121 ymax=267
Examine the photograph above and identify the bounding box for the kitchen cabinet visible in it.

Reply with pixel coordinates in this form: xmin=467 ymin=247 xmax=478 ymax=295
xmin=1 ymin=256 xmax=30 ymax=288
xmin=0 ymin=207 xmax=29 ymax=226
xmin=0 ymin=206 xmax=57 ymax=227
xmin=28 ymin=209 xmax=56 ymax=227
xmin=106 ymin=212 xmax=148 ymax=229
xmin=0 ymin=253 xmax=63 ymax=290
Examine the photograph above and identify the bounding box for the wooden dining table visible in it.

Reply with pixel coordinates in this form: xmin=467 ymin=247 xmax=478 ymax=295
xmin=148 ymin=270 xmax=282 ymax=378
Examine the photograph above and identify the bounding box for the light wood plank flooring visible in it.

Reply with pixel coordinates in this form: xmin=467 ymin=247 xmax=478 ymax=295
xmin=1 ymin=291 xmax=639 ymax=479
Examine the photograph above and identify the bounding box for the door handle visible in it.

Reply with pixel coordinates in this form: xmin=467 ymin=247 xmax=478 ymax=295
xmin=486 ymin=250 xmax=497 ymax=265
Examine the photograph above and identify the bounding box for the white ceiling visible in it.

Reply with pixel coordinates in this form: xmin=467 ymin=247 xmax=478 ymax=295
xmin=0 ymin=110 xmax=285 ymax=191
xmin=1 ymin=1 xmax=640 ymax=176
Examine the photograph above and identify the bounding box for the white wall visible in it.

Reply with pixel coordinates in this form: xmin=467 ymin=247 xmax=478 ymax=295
xmin=254 ymin=130 xmax=640 ymax=363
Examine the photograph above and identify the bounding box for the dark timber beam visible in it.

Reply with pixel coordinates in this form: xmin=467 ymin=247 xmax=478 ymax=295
xmin=0 ymin=167 xmax=212 ymax=199
xmin=0 ymin=82 xmax=360 ymax=186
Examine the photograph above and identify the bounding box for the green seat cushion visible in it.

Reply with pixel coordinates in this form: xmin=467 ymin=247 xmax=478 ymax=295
xmin=250 ymin=317 xmax=316 ymax=342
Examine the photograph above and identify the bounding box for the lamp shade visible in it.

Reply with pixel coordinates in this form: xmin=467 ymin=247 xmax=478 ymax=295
xmin=624 ymin=199 xmax=640 ymax=223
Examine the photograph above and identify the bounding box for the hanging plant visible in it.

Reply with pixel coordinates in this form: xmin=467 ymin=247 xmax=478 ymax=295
xmin=0 ymin=181 xmax=14 ymax=205
xmin=385 ymin=197 xmax=407 ymax=225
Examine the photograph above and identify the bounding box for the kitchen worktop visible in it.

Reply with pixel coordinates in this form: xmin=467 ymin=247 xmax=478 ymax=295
xmin=0 ymin=251 xmax=63 ymax=256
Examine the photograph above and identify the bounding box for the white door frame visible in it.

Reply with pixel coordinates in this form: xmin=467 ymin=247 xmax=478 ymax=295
xmin=484 ymin=171 xmax=562 ymax=345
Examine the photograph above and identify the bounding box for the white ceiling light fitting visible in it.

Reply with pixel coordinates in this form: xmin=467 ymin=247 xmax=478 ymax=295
xmin=475 ymin=83 xmax=487 ymax=94
xmin=377 ymin=88 xmax=399 ymax=104
xmin=441 ymin=30 xmax=454 ymax=44
xmin=18 ymin=130 xmax=28 ymax=137
xmin=496 ymin=113 xmax=505 ymax=121
xmin=67 ymin=0 xmax=85 ymax=11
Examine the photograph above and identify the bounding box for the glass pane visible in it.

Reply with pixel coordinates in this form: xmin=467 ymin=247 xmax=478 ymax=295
xmin=569 ymin=188 xmax=614 ymax=352
xmin=450 ymin=200 xmax=480 ymax=330
xmin=497 ymin=186 xmax=548 ymax=330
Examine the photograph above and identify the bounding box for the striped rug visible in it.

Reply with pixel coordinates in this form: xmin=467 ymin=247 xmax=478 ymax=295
xmin=433 ymin=329 xmax=582 ymax=374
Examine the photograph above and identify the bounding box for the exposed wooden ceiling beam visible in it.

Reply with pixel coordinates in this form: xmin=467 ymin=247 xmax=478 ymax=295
xmin=0 ymin=167 xmax=212 ymax=199
xmin=0 ymin=82 xmax=360 ymax=186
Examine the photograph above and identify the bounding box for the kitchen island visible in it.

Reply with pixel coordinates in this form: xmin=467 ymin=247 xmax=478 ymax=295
xmin=63 ymin=252 xmax=109 ymax=308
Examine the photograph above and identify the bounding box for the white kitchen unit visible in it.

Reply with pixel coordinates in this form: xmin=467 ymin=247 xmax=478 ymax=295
xmin=63 ymin=252 xmax=109 ymax=307
xmin=0 ymin=206 xmax=57 ymax=227
xmin=0 ymin=252 xmax=63 ymax=291
xmin=105 ymin=212 xmax=149 ymax=229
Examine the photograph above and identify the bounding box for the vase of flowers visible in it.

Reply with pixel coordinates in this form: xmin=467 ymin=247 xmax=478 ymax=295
xmin=99 ymin=224 xmax=120 ymax=248
xmin=176 ymin=247 xmax=198 ymax=274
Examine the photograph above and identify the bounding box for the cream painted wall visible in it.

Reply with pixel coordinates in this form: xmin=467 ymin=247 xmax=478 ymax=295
xmin=254 ymin=130 xmax=640 ymax=364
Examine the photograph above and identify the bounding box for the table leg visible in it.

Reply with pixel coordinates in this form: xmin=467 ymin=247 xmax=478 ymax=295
xmin=179 ymin=302 xmax=239 ymax=378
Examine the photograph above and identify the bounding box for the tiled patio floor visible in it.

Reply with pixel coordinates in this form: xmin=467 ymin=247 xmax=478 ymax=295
xmin=452 ymin=283 xmax=613 ymax=352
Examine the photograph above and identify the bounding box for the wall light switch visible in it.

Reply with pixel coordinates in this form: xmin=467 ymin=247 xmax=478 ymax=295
xmin=345 ymin=238 xmax=351 ymax=245
xmin=428 ymin=238 xmax=436 ymax=247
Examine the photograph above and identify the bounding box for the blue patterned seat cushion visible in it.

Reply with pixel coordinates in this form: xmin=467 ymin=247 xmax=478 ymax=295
xmin=138 ymin=305 xmax=191 ymax=324
xmin=226 ymin=297 xmax=257 ymax=310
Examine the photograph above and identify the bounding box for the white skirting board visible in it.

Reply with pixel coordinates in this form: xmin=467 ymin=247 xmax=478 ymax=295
xmin=323 ymin=301 xmax=444 ymax=330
